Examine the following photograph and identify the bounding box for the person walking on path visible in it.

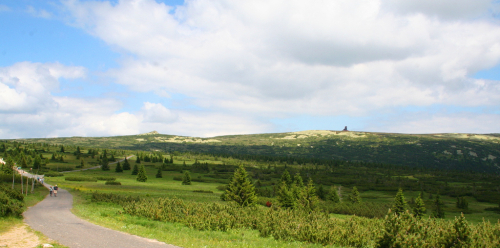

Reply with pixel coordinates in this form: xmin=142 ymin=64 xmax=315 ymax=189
xmin=49 ymin=186 xmax=53 ymax=197
xmin=53 ymin=185 xmax=58 ymax=197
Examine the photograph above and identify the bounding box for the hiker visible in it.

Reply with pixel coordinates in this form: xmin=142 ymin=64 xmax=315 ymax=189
xmin=53 ymin=185 xmax=58 ymax=197
xmin=49 ymin=186 xmax=53 ymax=197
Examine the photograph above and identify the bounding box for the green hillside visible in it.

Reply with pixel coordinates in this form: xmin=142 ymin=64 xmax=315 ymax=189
xmin=11 ymin=130 xmax=500 ymax=173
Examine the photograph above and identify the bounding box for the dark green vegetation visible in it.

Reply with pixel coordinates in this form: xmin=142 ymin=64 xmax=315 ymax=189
xmin=1 ymin=130 xmax=500 ymax=247
xmin=13 ymin=130 xmax=500 ymax=173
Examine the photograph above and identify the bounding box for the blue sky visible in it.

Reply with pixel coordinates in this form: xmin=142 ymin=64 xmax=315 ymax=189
xmin=1 ymin=0 xmax=500 ymax=138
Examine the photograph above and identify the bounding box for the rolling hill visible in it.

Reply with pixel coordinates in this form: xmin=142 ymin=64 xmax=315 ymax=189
xmin=10 ymin=130 xmax=500 ymax=173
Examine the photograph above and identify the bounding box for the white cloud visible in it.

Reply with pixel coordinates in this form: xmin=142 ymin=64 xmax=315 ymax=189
xmin=0 ymin=61 xmax=267 ymax=138
xmin=367 ymin=112 xmax=500 ymax=134
xmin=382 ymin=0 xmax=495 ymax=20
xmin=4 ymin=0 xmax=495 ymax=137
xmin=0 ymin=62 xmax=85 ymax=113
xmin=141 ymin=102 xmax=178 ymax=123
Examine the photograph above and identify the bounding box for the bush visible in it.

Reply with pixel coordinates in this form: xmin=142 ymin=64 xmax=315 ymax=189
xmin=44 ymin=172 xmax=64 ymax=177
xmin=96 ymin=176 xmax=116 ymax=181
xmin=320 ymin=202 xmax=390 ymax=219
xmin=105 ymin=181 xmax=122 ymax=185
xmin=192 ymin=190 xmax=213 ymax=193
xmin=216 ymin=185 xmax=227 ymax=191
xmin=0 ymin=185 xmax=24 ymax=217
xmin=91 ymin=192 xmax=140 ymax=205
xmin=65 ymin=176 xmax=97 ymax=182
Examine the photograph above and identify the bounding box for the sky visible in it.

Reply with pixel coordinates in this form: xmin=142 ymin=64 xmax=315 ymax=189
xmin=1 ymin=0 xmax=500 ymax=139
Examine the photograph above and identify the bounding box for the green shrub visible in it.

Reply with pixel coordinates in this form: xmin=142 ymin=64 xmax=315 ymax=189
xmin=96 ymin=176 xmax=116 ymax=181
xmin=65 ymin=176 xmax=97 ymax=182
xmin=105 ymin=181 xmax=121 ymax=185
xmin=192 ymin=190 xmax=213 ymax=193
xmin=0 ymin=185 xmax=24 ymax=217
xmin=91 ymin=192 xmax=140 ymax=205
xmin=44 ymin=172 xmax=64 ymax=177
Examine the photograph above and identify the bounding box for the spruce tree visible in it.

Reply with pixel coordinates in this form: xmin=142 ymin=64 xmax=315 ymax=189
xmin=413 ymin=194 xmax=426 ymax=219
xmin=80 ymin=158 xmax=85 ymax=168
xmin=317 ymin=184 xmax=326 ymax=200
xmin=456 ymin=196 xmax=468 ymax=210
xmin=100 ymin=156 xmax=109 ymax=171
xmin=136 ymin=156 xmax=141 ymax=164
xmin=224 ymin=165 xmax=257 ymax=207
xmin=277 ymin=180 xmax=296 ymax=208
xmin=136 ymin=164 xmax=147 ymax=182
xmin=327 ymin=186 xmax=340 ymax=203
xmin=281 ymin=170 xmax=293 ymax=188
xmin=131 ymin=163 xmax=139 ymax=175
xmin=182 ymin=171 xmax=191 ymax=185
xmin=349 ymin=186 xmax=361 ymax=204
xmin=122 ymin=158 xmax=131 ymax=170
xmin=115 ymin=162 xmax=123 ymax=173
xmin=432 ymin=193 xmax=445 ymax=218
xmin=392 ymin=188 xmax=407 ymax=216
xmin=156 ymin=166 xmax=163 ymax=178
xmin=299 ymin=177 xmax=319 ymax=212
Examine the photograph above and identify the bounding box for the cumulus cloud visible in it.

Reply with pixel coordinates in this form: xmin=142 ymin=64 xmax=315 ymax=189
xmin=382 ymin=0 xmax=495 ymax=20
xmin=5 ymin=0 xmax=494 ymax=136
xmin=0 ymin=61 xmax=268 ymax=138
xmin=0 ymin=62 xmax=144 ymax=138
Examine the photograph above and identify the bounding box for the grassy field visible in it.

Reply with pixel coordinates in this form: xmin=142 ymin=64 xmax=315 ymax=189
xmin=39 ymin=160 xmax=500 ymax=247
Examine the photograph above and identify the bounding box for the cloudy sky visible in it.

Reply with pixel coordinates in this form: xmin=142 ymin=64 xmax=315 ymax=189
xmin=1 ymin=0 xmax=500 ymax=138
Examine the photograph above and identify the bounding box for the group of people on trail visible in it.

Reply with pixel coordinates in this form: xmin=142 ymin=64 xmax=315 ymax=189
xmin=49 ymin=185 xmax=58 ymax=197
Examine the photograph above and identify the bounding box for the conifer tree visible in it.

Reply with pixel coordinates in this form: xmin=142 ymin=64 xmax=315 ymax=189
xmin=349 ymin=186 xmax=361 ymax=204
xmin=224 ymin=165 xmax=256 ymax=207
xmin=182 ymin=170 xmax=191 ymax=185
xmin=80 ymin=158 xmax=85 ymax=168
xmin=413 ymin=194 xmax=426 ymax=219
xmin=277 ymin=180 xmax=296 ymax=208
xmin=317 ymin=184 xmax=326 ymax=200
xmin=156 ymin=166 xmax=163 ymax=178
xmin=131 ymin=163 xmax=139 ymax=175
xmin=33 ymin=156 xmax=41 ymax=170
xmin=136 ymin=156 xmax=141 ymax=164
xmin=299 ymin=177 xmax=319 ymax=212
xmin=115 ymin=162 xmax=123 ymax=173
xmin=60 ymin=145 xmax=65 ymax=153
xmin=327 ymin=185 xmax=341 ymax=203
xmin=101 ymin=156 xmax=109 ymax=171
xmin=432 ymin=193 xmax=445 ymax=218
xmin=281 ymin=170 xmax=293 ymax=188
xmin=122 ymin=158 xmax=131 ymax=170
xmin=456 ymin=196 xmax=468 ymax=210
xmin=392 ymin=188 xmax=407 ymax=216
xmin=136 ymin=164 xmax=147 ymax=182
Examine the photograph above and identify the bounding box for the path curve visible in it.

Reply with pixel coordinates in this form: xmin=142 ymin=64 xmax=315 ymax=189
xmin=22 ymin=156 xmax=180 ymax=248
xmin=24 ymin=188 xmax=179 ymax=248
